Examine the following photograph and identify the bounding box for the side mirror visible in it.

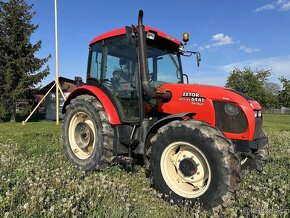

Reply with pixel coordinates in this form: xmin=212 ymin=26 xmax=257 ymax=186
xmin=183 ymin=51 xmax=202 ymax=67
xmin=196 ymin=53 xmax=201 ymax=67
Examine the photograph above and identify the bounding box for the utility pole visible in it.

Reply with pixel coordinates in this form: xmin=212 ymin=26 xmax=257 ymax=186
xmin=54 ymin=0 xmax=59 ymax=125
xmin=22 ymin=0 xmax=66 ymax=125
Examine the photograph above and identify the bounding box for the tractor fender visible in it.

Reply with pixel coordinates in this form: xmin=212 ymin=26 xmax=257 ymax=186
xmin=139 ymin=112 xmax=196 ymax=155
xmin=62 ymin=85 xmax=121 ymax=125
xmin=146 ymin=112 xmax=196 ymax=139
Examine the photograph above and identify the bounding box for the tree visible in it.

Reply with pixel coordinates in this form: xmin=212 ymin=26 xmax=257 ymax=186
xmin=264 ymin=81 xmax=281 ymax=96
xmin=225 ymin=67 xmax=277 ymax=108
xmin=0 ymin=0 xmax=49 ymax=122
xmin=278 ymin=77 xmax=290 ymax=108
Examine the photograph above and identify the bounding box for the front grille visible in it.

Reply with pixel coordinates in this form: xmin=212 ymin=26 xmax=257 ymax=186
xmin=213 ymin=101 xmax=248 ymax=133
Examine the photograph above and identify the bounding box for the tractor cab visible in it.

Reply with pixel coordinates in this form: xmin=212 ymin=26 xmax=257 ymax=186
xmin=86 ymin=26 xmax=186 ymax=123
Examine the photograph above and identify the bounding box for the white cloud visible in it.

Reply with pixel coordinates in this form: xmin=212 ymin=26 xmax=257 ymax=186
xmin=221 ymin=55 xmax=290 ymax=80
xmin=280 ymin=1 xmax=290 ymax=10
xmin=199 ymin=33 xmax=234 ymax=50
xmin=186 ymin=55 xmax=290 ymax=86
xmin=239 ymin=45 xmax=261 ymax=53
xmin=255 ymin=0 xmax=290 ymax=12
xmin=185 ymin=55 xmax=290 ymax=87
xmin=211 ymin=33 xmax=233 ymax=45
xmin=255 ymin=4 xmax=276 ymax=12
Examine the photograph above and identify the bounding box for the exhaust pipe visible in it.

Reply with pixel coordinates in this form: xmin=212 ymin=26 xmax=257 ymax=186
xmin=137 ymin=10 xmax=171 ymax=100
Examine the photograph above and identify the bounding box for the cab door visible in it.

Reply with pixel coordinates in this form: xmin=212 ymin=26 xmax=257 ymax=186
xmin=87 ymin=35 xmax=140 ymax=122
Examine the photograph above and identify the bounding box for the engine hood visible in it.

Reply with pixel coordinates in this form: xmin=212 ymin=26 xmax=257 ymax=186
xmin=160 ymin=83 xmax=261 ymax=109
xmin=157 ymin=83 xmax=261 ymax=141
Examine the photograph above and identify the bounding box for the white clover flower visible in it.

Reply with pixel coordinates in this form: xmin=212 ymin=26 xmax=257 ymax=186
xmin=23 ymin=203 xmax=29 ymax=210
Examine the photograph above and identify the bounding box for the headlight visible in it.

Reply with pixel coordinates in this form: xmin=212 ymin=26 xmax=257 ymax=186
xmin=254 ymin=110 xmax=262 ymax=118
xmin=224 ymin=103 xmax=240 ymax=116
xmin=179 ymin=45 xmax=185 ymax=53
xmin=146 ymin=32 xmax=155 ymax=40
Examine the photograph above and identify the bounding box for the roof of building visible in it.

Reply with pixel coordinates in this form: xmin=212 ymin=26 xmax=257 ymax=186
xmin=39 ymin=76 xmax=76 ymax=94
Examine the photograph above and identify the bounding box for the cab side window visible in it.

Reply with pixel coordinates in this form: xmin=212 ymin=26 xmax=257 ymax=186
xmin=102 ymin=36 xmax=140 ymax=122
xmin=88 ymin=42 xmax=102 ymax=80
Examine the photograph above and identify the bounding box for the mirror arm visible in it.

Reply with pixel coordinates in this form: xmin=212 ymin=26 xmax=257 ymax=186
xmin=183 ymin=73 xmax=189 ymax=84
xmin=182 ymin=51 xmax=202 ymax=67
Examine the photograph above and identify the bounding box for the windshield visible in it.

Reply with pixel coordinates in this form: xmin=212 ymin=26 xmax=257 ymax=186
xmin=88 ymin=35 xmax=183 ymax=85
xmin=147 ymin=40 xmax=183 ymax=85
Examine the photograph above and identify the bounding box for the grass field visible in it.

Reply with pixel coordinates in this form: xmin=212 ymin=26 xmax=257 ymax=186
xmin=0 ymin=114 xmax=289 ymax=217
xmin=263 ymin=114 xmax=290 ymax=131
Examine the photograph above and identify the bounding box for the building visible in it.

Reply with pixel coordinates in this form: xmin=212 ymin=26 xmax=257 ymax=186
xmin=39 ymin=77 xmax=77 ymax=120
xmin=39 ymin=76 xmax=77 ymax=95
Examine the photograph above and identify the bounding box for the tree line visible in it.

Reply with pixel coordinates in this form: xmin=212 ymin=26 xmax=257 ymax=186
xmin=225 ymin=68 xmax=290 ymax=108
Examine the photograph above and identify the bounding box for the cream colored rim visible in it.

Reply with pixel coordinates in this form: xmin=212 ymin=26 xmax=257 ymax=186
xmin=68 ymin=112 xmax=96 ymax=160
xmin=241 ymin=157 xmax=248 ymax=165
xmin=161 ymin=141 xmax=211 ymax=198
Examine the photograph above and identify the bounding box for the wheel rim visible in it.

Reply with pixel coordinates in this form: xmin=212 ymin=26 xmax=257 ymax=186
xmin=241 ymin=157 xmax=248 ymax=165
xmin=161 ymin=141 xmax=211 ymax=198
xmin=68 ymin=112 xmax=96 ymax=160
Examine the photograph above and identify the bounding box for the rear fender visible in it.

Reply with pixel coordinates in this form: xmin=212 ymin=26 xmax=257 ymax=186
xmin=62 ymin=85 xmax=121 ymax=125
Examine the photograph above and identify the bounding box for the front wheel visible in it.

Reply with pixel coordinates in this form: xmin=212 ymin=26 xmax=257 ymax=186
xmin=149 ymin=120 xmax=241 ymax=212
xmin=241 ymin=131 xmax=269 ymax=172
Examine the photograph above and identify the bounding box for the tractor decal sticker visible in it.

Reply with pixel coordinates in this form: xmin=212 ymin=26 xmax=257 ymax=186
xmin=179 ymin=92 xmax=205 ymax=105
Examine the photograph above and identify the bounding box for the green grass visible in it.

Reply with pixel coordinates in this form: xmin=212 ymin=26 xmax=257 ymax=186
xmin=263 ymin=114 xmax=290 ymax=131
xmin=0 ymin=116 xmax=289 ymax=217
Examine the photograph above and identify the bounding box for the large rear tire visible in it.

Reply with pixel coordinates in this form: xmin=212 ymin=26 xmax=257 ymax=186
xmin=149 ymin=119 xmax=241 ymax=212
xmin=62 ymin=95 xmax=114 ymax=171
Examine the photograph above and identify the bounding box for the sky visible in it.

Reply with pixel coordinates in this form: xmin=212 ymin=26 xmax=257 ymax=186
xmin=26 ymin=0 xmax=290 ymax=87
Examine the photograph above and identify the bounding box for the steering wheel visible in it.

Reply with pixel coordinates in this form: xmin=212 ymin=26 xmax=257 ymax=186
xmin=102 ymin=78 xmax=112 ymax=85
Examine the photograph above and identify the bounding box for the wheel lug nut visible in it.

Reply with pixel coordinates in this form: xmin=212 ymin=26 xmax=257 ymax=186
xmin=183 ymin=155 xmax=186 ymax=158
xmin=178 ymin=159 xmax=181 ymax=162
xmin=191 ymin=177 xmax=194 ymax=180
xmin=197 ymin=172 xmax=200 ymax=175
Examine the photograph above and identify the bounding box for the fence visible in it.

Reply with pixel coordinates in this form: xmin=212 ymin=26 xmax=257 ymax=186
xmin=264 ymin=108 xmax=290 ymax=115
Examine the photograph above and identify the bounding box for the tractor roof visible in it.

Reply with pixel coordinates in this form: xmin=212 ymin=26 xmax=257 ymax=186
xmin=90 ymin=26 xmax=181 ymax=45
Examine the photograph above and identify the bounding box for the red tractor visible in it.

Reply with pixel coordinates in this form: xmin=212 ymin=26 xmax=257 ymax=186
xmin=62 ymin=10 xmax=268 ymax=211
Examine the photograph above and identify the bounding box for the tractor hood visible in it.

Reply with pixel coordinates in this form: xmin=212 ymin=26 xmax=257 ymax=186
xmin=157 ymin=83 xmax=262 ymax=140
xmin=160 ymin=83 xmax=260 ymax=108
xmin=158 ymin=83 xmax=261 ymax=123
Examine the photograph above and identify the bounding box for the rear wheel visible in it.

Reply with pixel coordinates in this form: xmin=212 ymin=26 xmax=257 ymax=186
xmin=150 ymin=120 xmax=241 ymax=212
xmin=62 ymin=95 xmax=114 ymax=171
